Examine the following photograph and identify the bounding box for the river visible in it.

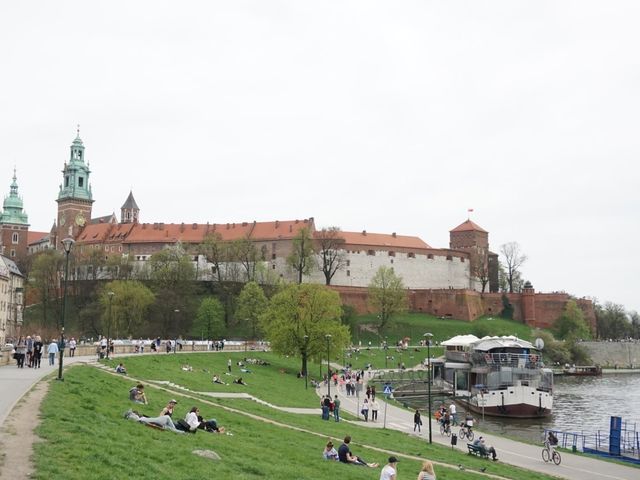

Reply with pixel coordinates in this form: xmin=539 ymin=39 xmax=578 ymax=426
xmin=404 ymin=373 xmax=640 ymax=444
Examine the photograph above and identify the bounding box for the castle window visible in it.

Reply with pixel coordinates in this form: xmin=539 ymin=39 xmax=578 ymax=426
xmin=105 ymin=246 xmax=108 ymax=252
xmin=12 ymin=233 xmax=18 ymax=244
xmin=390 ymin=259 xmax=394 ymax=264
xmin=388 ymin=251 xmax=395 ymax=257
xmin=10 ymin=249 xmax=15 ymax=257
xmin=272 ymin=264 xmax=276 ymax=270
xmin=446 ymin=255 xmax=452 ymax=261
xmin=367 ymin=250 xmax=375 ymax=256
xmin=65 ymin=176 xmax=69 ymax=187
xmin=78 ymin=177 xmax=84 ymax=187
xmin=346 ymin=270 xmax=350 ymax=277
xmin=346 ymin=260 xmax=350 ymax=267
xmin=272 ymin=253 xmax=276 ymax=260
xmin=460 ymin=257 xmax=465 ymax=262
xmin=408 ymin=252 xmax=415 ymax=258
xmin=427 ymin=254 xmax=434 ymax=259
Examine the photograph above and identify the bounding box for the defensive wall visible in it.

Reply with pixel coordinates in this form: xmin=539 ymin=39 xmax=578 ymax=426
xmin=579 ymin=341 xmax=640 ymax=368
xmin=331 ymin=286 xmax=596 ymax=332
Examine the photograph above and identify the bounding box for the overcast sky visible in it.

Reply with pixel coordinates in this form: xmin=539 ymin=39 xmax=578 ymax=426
xmin=1 ymin=1 xmax=638 ymax=313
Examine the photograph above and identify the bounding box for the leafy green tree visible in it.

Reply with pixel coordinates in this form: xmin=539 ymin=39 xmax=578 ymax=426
xmin=368 ymin=266 xmax=407 ymax=332
xmin=100 ymin=281 xmax=155 ymax=338
xmin=533 ymin=330 xmax=572 ymax=365
xmin=500 ymin=294 xmax=514 ymax=319
xmin=554 ymin=300 xmax=591 ymax=341
xmin=287 ymin=226 xmax=314 ymax=284
xmin=595 ymin=302 xmax=630 ymax=340
xmin=261 ymin=284 xmax=350 ymax=377
xmin=29 ymin=250 xmax=63 ymax=327
xmin=630 ymin=311 xmax=640 ymax=339
xmin=236 ymin=281 xmax=268 ymax=338
xmin=191 ymin=297 xmax=225 ymax=340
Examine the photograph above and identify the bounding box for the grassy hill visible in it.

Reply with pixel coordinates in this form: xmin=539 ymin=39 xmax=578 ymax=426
xmin=32 ymin=353 xmax=558 ymax=479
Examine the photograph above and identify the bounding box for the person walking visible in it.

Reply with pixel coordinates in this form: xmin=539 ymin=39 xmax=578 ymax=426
xmin=69 ymin=337 xmax=77 ymax=357
xmin=227 ymin=358 xmax=232 ymax=373
xmin=370 ymin=398 xmax=379 ymax=422
xmin=414 ymin=409 xmax=422 ymax=433
xmin=26 ymin=336 xmax=34 ymax=367
xmin=47 ymin=339 xmax=59 ymax=366
xmin=33 ymin=336 xmax=43 ymax=369
xmin=361 ymin=398 xmax=369 ymax=422
xmin=333 ymin=395 xmax=341 ymax=422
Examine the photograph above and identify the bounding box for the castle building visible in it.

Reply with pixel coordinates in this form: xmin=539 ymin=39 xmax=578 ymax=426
xmin=0 ymin=254 xmax=24 ymax=347
xmin=0 ymin=169 xmax=30 ymax=260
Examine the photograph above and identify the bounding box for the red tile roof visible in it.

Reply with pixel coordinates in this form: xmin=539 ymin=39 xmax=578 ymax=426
xmin=340 ymin=231 xmax=431 ymax=250
xmin=27 ymin=231 xmax=49 ymax=245
xmin=450 ymin=220 xmax=487 ymax=233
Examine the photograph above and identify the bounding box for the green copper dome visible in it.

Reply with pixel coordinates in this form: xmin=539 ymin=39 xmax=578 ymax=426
xmin=58 ymin=128 xmax=94 ymax=203
xmin=0 ymin=169 xmax=29 ymax=225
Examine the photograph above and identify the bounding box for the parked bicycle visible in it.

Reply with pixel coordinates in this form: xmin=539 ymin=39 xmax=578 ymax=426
xmin=542 ymin=441 xmax=561 ymax=465
xmin=458 ymin=424 xmax=474 ymax=441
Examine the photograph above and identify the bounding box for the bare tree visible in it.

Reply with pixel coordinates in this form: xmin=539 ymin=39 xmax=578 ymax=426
xmin=499 ymin=242 xmax=527 ymax=293
xmin=287 ymin=226 xmax=314 ymax=284
xmin=315 ymin=227 xmax=347 ymax=285
xmin=470 ymin=255 xmax=490 ymax=293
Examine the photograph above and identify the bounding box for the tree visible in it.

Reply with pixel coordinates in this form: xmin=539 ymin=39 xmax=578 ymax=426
xmin=191 ymin=297 xmax=225 ymax=340
xmin=287 ymin=226 xmax=314 ymax=283
xmin=29 ymin=250 xmax=63 ymax=328
xmin=368 ymin=266 xmax=407 ymax=332
xmin=315 ymin=227 xmax=347 ymax=285
xmin=499 ymin=242 xmax=527 ymax=293
xmin=234 ymin=236 xmax=259 ymax=283
xmin=470 ymin=255 xmax=490 ymax=293
xmin=261 ymin=284 xmax=350 ymax=377
xmin=630 ymin=311 xmax=640 ymax=339
xmin=554 ymin=300 xmax=591 ymax=341
xmin=595 ymin=302 xmax=630 ymax=340
xmin=236 ymin=281 xmax=268 ymax=338
xmin=100 ymin=281 xmax=155 ymax=338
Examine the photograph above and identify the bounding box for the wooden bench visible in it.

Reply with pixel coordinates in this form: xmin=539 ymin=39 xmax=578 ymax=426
xmin=467 ymin=443 xmax=489 ymax=458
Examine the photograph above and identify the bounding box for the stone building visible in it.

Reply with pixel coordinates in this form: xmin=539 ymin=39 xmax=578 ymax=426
xmin=0 ymin=255 xmax=24 ymax=346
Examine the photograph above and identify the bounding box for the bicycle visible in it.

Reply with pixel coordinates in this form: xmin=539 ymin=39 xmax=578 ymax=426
xmin=458 ymin=424 xmax=474 ymax=441
xmin=440 ymin=421 xmax=451 ymax=437
xmin=542 ymin=442 xmax=561 ymax=465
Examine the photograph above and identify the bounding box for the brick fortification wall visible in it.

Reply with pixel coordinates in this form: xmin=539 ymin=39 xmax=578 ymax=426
xmin=331 ymin=286 xmax=596 ymax=332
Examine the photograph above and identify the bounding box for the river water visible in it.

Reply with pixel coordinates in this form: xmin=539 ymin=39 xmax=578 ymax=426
xmin=405 ymin=373 xmax=640 ymax=443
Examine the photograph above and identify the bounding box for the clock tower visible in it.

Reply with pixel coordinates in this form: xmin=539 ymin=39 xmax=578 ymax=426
xmin=55 ymin=127 xmax=94 ymax=249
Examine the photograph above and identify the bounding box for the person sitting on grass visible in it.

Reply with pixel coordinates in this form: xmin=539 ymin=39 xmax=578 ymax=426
xmin=115 ymin=363 xmax=127 ymax=374
xmin=323 ymin=440 xmax=339 ymax=461
xmin=417 ymin=460 xmax=436 ymax=480
xmin=129 ymin=384 xmax=148 ymax=404
xmin=212 ymin=374 xmax=227 ymax=385
xmin=233 ymin=377 xmax=247 ymax=386
xmin=160 ymin=399 xmax=178 ymax=417
xmin=472 ymin=436 xmax=498 ymax=461
xmin=123 ymin=409 xmax=184 ymax=434
xmin=181 ymin=364 xmax=193 ymax=371
xmin=185 ymin=406 xmax=226 ymax=433
xmin=337 ymin=435 xmax=378 ymax=468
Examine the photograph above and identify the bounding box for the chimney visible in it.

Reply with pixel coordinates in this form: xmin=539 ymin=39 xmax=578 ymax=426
xmin=192 ymin=223 xmax=197 ymax=230
xmin=180 ymin=223 xmax=185 ymax=232
xmin=362 ymin=230 xmax=367 ymax=236
xmin=289 ymin=225 xmax=293 ymax=233
xmin=242 ymin=221 xmax=248 ymax=227
xmin=159 ymin=223 xmax=164 ymax=230
xmin=275 ymin=220 xmax=280 ymax=228
xmin=226 ymin=223 xmax=230 ymax=230
xmin=392 ymin=232 xmax=396 ymax=238
xmin=295 ymin=219 xmax=299 ymax=224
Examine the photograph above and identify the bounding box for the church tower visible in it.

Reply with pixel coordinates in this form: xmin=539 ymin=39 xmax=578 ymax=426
xmin=0 ymin=169 xmax=30 ymax=259
xmin=120 ymin=191 xmax=140 ymax=224
xmin=55 ymin=127 xmax=94 ymax=249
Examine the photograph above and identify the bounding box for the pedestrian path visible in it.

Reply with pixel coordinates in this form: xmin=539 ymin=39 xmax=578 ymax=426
xmin=318 ymin=372 xmax=640 ymax=480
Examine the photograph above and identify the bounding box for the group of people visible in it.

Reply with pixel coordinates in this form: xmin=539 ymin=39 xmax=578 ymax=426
xmin=320 ymin=395 xmax=341 ymax=421
xmin=360 ymin=397 xmax=380 ymax=422
xmin=322 ymin=436 xmax=437 ymax=480
xmin=126 ymin=386 xmax=227 ymax=434
xmin=11 ymin=335 xmax=71 ymax=368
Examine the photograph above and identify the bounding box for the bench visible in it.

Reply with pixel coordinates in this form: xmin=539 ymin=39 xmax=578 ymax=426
xmin=467 ymin=443 xmax=489 ymax=458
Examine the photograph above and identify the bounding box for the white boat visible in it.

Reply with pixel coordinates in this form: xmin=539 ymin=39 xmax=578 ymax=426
xmin=433 ymin=335 xmax=553 ymax=418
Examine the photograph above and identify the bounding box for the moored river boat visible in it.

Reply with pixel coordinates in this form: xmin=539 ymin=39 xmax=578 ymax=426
xmin=432 ymin=335 xmax=553 ymax=418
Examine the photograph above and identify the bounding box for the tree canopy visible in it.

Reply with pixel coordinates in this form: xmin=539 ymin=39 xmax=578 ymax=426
xmin=368 ymin=266 xmax=407 ymax=332
xmin=287 ymin=226 xmax=314 ymax=283
xmin=554 ymin=300 xmax=591 ymax=341
xmin=191 ymin=297 xmax=225 ymax=340
xmin=100 ymin=280 xmax=155 ymax=338
xmin=235 ymin=281 xmax=268 ymax=338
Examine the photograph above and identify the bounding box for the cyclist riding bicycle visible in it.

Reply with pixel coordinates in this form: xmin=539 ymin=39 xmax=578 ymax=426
xmin=546 ymin=431 xmax=558 ymax=451
xmin=440 ymin=412 xmax=451 ymax=431
xmin=464 ymin=413 xmax=474 ymax=432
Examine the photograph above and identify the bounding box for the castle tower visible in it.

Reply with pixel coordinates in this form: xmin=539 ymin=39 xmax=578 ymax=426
xmin=450 ymin=219 xmax=489 ymax=291
xmin=120 ymin=191 xmax=140 ymax=224
xmin=0 ymin=169 xmax=30 ymax=259
xmin=55 ymin=127 xmax=94 ymax=249
xmin=521 ymin=281 xmax=536 ymax=328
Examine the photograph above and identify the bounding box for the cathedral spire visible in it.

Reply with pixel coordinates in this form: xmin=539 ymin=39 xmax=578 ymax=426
xmin=0 ymin=168 xmax=28 ymax=225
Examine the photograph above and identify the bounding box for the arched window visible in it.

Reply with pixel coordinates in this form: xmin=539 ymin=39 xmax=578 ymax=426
xmin=12 ymin=233 xmax=19 ymax=244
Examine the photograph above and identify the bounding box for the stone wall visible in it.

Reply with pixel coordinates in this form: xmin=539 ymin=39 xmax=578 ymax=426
xmin=579 ymin=341 xmax=640 ymax=368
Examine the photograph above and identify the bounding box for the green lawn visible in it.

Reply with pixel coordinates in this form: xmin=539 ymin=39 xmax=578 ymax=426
xmin=31 ymin=354 xmax=560 ymax=479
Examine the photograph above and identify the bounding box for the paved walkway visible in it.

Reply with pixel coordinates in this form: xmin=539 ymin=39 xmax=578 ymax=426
xmin=317 ymin=374 xmax=639 ymax=480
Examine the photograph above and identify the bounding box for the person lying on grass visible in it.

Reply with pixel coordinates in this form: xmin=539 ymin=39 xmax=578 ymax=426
xmin=185 ymin=406 xmax=226 ymax=433
xmin=233 ymin=377 xmax=247 ymax=385
xmin=123 ymin=409 xmax=184 ymax=434
xmin=212 ymin=374 xmax=227 ymax=385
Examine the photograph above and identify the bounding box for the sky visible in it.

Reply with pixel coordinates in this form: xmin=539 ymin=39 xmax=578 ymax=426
xmin=0 ymin=1 xmax=638 ymax=313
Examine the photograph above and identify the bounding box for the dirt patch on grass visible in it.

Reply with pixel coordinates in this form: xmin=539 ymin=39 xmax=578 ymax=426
xmin=0 ymin=380 xmax=49 ymax=479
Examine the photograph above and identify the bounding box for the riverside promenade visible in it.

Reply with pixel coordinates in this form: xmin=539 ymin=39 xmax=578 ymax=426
xmin=0 ymin=355 xmax=638 ymax=480
xmin=319 ymin=372 xmax=639 ymax=480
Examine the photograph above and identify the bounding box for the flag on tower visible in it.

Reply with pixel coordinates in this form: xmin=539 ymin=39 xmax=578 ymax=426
xmin=468 ymin=208 xmax=474 ymax=212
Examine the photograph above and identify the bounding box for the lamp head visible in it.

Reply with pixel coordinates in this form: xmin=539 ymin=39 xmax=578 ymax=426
xmin=325 ymin=334 xmax=332 ymax=340
xmin=107 ymin=291 xmax=115 ymax=298
xmin=61 ymin=237 xmax=75 ymax=254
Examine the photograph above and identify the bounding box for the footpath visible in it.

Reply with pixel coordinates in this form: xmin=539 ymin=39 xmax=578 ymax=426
xmin=318 ymin=371 xmax=639 ymax=480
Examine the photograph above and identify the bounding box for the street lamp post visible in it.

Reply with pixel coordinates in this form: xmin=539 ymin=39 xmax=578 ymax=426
xmin=58 ymin=238 xmax=75 ymax=381
xmin=325 ymin=334 xmax=332 ymax=398
xmin=424 ymin=332 xmax=433 ymax=444
xmin=106 ymin=291 xmax=114 ymax=360
xmin=384 ymin=336 xmax=388 ymax=369
xmin=174 ymin=309 xmax=180 ymax=353
xmin=303 ymin=335 xmax=309 ymax=390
